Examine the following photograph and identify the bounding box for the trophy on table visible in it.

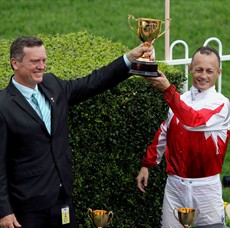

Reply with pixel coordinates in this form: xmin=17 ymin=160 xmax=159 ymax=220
xmin=88 ymin=208 xmax=113 ymax=228
xmin=128 ymin=15 xmax=170 ymax=77
xmin=173 ymin=207 xmax=200 ymax=228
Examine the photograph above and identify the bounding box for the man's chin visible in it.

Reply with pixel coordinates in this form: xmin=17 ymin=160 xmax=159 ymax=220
xmin=34 ymin=76 xmax=44 ymax=83
xmin=195 ymin=82 xmax=209 ymax=91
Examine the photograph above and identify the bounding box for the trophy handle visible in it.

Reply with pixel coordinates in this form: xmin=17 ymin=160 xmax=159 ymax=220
xmin=173 ymin=208 xmax=180 ymax=221
xmin=88 ymin=208 xmax=93 ymax=223
xmin=107 ymin=211 xmax=113 ymax=224
xmin=128 ymin=15 xmax=138 ymax=33
xmin=194 ymin=208 xmax=200 ymax=221
xmin=156 ymin=18 xmax=171 ymax=40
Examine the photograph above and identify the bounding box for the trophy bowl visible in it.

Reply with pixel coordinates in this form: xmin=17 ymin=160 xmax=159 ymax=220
xmin=128 ymin=15 xmax=170 ymax=77
xmin=173 ymin=207 xmax=200 ymax=228
xmin=88 ymin=208 xmax=113 ymax=228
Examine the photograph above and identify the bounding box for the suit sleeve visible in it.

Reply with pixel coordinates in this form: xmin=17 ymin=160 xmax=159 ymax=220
xmin=48 ymin=56 xmax=130 ymax=105
xmin=0 ymin=112 xmax=13 ymax=218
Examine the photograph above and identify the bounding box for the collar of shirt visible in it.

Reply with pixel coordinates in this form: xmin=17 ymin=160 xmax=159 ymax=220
xmin=190 ymin=86 xmax=201 ymax=101
xmin=12 ymin=77 xmax=38 ymax=100
xmin=189 ymin=85 xmax=216 ymax=102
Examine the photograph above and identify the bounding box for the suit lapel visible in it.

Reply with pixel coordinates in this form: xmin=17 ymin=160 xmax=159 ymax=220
xmin=8 ymin=82 xmax=41 ymax=120
xmin=8 ymin=78 xmax=58 ymax=136
xmin=7 ymin=81 xmax=48 ymax=134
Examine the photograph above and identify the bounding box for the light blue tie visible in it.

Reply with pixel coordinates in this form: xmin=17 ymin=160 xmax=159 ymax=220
xmin=31 ymin=90 xmax=51 ymax=134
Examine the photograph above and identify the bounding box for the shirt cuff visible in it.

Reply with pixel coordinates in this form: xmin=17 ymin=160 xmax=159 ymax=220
xmin=123 ymin=54 xmax=132 ymax=69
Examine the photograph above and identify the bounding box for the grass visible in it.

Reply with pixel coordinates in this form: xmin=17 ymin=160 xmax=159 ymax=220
xmin=1 ymin=0 xmax=230 ymax=223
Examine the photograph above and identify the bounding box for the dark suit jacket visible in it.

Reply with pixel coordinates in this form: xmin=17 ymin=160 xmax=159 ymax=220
xmin=0 ymin=56 xmax=130 ymax=217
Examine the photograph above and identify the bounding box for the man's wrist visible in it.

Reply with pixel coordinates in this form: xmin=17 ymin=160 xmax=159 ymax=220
xmin=123 ymin=54 xmax=132 ymax=69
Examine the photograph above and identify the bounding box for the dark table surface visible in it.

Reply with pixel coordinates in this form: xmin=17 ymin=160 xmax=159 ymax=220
xmin=196 ymin=224 xmax=228 ymax=228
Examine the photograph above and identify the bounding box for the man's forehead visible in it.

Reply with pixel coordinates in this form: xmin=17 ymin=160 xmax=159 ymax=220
xmin=23 ymin=45 xmax=46 ymax=57
xmin=23 ymin=45 xmax=45 ymax=51
xmin=193 ymin=52 xmax=218 ymax=63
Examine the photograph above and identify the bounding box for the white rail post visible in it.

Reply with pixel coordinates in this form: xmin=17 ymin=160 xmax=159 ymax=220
xmin=165 ymin=0 xmax=170 ymax=61
xmin=170 ymin=40 xmax=189 ymax=92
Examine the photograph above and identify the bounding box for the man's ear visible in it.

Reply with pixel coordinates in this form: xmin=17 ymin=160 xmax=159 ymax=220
xmin=189 ymin=64 xmax=193 ymax=74
xmin=11 ymin=58 xmax=18 ymax=70
xmin=217 ymin=68 xmax=222 ymax=77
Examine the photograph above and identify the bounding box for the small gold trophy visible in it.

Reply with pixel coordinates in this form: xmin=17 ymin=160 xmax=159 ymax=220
xmin=88 ymin=208 xmax=113 ymax=228
xmin=225 ymin=203 xmax=230 ymax=219
xmin=173 ymin=207 xmax=200 ymax=228
xmin=128 ymin=15 xmax=170 ymax=77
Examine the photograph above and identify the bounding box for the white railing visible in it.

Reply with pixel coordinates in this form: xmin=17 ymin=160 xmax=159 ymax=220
xmin=161 ymin=37 xmax=230 ymax=93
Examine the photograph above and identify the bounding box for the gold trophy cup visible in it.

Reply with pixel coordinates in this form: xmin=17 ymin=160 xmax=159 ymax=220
xmin=173 ymin=207 xmax=200 ymax=228
xmin=128 ymin=15 xmax=170 ymax=77
xmin=88 ymin=208 xmax=113 ymax=228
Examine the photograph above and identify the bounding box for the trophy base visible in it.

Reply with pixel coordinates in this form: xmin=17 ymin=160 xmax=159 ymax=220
xmin=129 ymin=60 xmax=159 ymax=77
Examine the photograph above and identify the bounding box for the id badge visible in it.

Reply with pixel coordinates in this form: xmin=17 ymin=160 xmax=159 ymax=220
xmin=61 ymin=206 xmax=70 ymax=225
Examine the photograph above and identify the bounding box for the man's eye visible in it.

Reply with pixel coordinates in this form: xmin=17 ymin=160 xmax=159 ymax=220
xmin=207 ymin=70 xmax=214 ymax=74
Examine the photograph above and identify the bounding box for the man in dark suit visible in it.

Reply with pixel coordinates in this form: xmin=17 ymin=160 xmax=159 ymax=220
xmin=0 ymin=36 xmax=153 ymax=227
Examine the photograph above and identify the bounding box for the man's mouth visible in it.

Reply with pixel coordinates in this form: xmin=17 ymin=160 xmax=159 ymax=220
xmin=197 ymin=79 xmax=208 ymax=84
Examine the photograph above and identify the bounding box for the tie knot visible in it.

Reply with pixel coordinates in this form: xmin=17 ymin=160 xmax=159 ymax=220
xmin=32 ymin=90 xmax=39 ymax=101
xmin=31 ymin=90 xmax=39 ymax=105
xmin=32 ymin=90 xmax=38 ymax=98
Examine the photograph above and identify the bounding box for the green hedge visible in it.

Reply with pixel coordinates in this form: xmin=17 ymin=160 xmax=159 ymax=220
xmin=0 ymin=32 xmax=185 ymax=227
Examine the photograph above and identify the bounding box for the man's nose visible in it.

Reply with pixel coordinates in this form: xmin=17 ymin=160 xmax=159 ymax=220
xmin=37 ymin=61 xmax=46 ymax=69
xmin=200 ymin=70 xmax=208 ymax=77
